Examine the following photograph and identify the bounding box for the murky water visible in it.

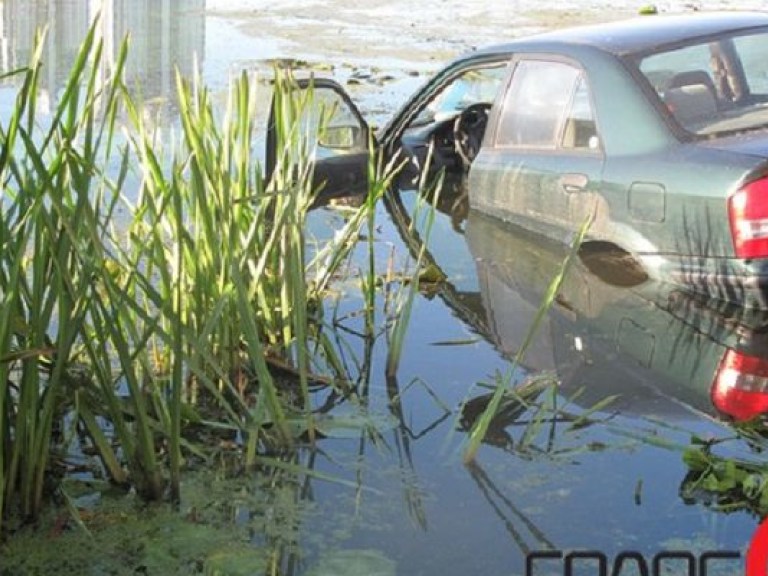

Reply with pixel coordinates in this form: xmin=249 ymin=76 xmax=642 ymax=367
xmin=2 ymin=2 xmax=766 ymax=575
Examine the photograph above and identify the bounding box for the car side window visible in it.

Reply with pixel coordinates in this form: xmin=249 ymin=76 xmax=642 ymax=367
xmin=495 ymin=60 xmax=592 ymax=149
xmin=733 ymin=34 xmax=768 ymax=96
xmin=305 ymin=88 xmax=368 ymax=158
xmin=561 ymin=75 xmax=599 ymax=150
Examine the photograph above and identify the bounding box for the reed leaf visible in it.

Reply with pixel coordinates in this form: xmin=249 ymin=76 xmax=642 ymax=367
xmin=0 ymin=18 xmax=132 ymax=524
xmin=463 ymin=216 xmax=593 ymax=463
xmin=0 ymin=24 xmax=397 ymax=531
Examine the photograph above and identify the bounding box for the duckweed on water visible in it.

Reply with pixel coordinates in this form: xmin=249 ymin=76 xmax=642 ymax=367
xmin=1 ymin=499 xmax=259 ymax=575
xmin=204 ymin=549 xmax=270 ymax=576
xmin=305 ymin=549 xmax=396 ymax=576
xmin=1 ymin=463 xmax=318 ymax=575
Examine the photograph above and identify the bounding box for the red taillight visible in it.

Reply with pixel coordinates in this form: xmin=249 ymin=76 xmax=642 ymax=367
xmin=728 ymin=178 xmax=768 ymax=259
xmin=712 ymin=349 xmax=768 ymax=421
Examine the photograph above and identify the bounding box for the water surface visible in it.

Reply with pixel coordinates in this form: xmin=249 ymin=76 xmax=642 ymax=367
xmin=0 ymin=3 xmax=763 ymax=575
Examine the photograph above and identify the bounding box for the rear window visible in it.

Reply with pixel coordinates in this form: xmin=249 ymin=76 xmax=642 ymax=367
xmin=637 ymin=29 xmax=768 ymax=136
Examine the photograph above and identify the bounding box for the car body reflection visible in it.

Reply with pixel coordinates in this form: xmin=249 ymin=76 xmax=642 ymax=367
xmin=386 ymin=180 xmax=768 ymax=427
xmin=465 ymin=209 xmax=768 ymax=422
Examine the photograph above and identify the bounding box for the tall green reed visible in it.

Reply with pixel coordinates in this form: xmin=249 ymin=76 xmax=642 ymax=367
xmin=0 ymin=23 xmax=398 ymax=527
xmin=104 ymin=66 xmax=394 ymax=494
xmin=0 ymin=23 xmax=129 ymax=523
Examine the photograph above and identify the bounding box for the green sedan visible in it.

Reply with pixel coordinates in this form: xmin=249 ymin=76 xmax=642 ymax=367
xmin=267 ymin=11 xmax=768 ymax=307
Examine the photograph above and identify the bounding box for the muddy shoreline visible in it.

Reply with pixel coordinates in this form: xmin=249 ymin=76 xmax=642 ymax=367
xmin=206 ymin=0 xmax=766 ymax=66
xmin=203 ymin=0 xmax=768 ymax=121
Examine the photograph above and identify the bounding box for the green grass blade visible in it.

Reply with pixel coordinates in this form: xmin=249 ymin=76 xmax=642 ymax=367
xmin=464 ymin=216 xmax=592 ymax=463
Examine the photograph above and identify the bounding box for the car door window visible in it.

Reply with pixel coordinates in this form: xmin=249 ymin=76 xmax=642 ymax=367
xmin=396 ymin=61 xmax=508 ymax=180
xmin=560 ymin=75 xmax=600 ymax=150
xmin=265 ymin=79 xmax=370 ymax=198
xmin=733 ymin=33 xmax=768 ymax=96
xmin=495 ymin=60 xmax=583 ymax=148
xmin=304 ymin=87 xmax=368 ymax=159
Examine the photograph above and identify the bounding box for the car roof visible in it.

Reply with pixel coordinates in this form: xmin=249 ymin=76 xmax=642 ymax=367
xmin=476 ymin=11 xmax=768 ymax=58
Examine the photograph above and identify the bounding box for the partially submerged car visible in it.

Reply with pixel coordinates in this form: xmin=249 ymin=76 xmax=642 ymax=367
xmin=269 ymin=11 xmax=768 ymax=308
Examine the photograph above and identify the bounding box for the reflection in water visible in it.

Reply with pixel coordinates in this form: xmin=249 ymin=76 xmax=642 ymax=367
xmin=0 ymin=2 xmax=762 ymax=564
xmin=382 ymin=181 xmax=764 ymax=567
xmin=0 ymin=0 xmax=204 ymax=111
xmin=466 ymin=461 xmax=555 ymax=554
xmin=464 ymin=209 xmax=768 ymax=420
xmin=388 ymin=174 xmax=768 ymax=422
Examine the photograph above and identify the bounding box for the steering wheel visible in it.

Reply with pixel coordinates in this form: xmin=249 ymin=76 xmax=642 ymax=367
xmin=453 ymin=103 xmax=491 ymax=169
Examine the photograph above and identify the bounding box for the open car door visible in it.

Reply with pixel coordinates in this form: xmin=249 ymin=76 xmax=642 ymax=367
xmin=266 ymin=78 xmax=372 ymax=201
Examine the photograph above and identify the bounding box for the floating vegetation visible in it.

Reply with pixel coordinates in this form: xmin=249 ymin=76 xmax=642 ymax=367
xmin=1 ymin=465 xmax=310 ymax=575
xmin=682 ymin=425 xmax=768 ymax=515
xmin=638 ymin=4 xmax=659 ymax=15
xmin=263 ymin=58 xmax=335 ymax=73
xmin=458 ymin=373 xmax=622 ymax=458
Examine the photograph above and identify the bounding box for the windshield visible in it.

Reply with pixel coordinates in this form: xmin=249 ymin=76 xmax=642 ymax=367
xmin=410 ymin=64 xmax=508 ymax=127
xmin=637 ymin=29 xmax=768 ymax=136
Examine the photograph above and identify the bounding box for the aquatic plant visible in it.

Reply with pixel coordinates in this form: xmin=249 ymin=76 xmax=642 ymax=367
xmin=0 ymin=24 xmax=128 ymax=524
xmin=682 ymin=423 xmax=768 ymax=515
xmin=0 ymin=21 xmax=399 ymax=530
xmin=384 ymin=155 xmax=443 ymax=379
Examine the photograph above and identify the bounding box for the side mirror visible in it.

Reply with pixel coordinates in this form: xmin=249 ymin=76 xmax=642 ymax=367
xmin=318 ymin=125 xmax=361 ymax=150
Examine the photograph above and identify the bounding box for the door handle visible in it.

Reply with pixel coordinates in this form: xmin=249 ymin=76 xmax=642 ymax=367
xmin=560 ymin=173 xmax=589 ymax=193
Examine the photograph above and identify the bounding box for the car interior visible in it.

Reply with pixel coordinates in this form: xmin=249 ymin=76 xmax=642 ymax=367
xmin=663 ymin=70 xmax=720 ymax=126
xmin=398 ymin=63 xmax=508 ymax=180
